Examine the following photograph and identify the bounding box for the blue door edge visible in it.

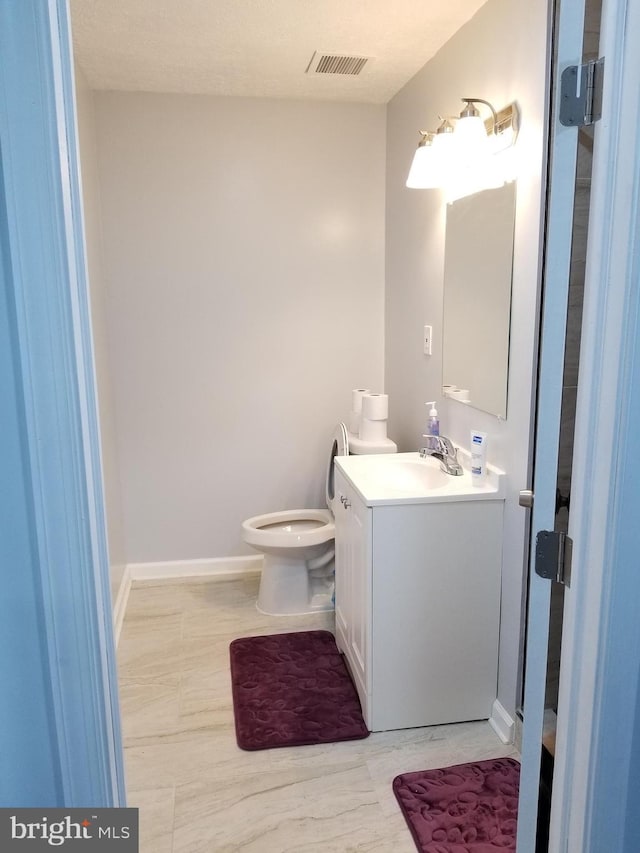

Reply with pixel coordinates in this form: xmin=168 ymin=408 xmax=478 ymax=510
xmin=0 ymin=0 xmax=125 ymax=805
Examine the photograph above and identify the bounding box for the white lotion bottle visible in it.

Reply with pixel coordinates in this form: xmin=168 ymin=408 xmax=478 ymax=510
xmin=470 ymin=430 xmax=488 ymax=485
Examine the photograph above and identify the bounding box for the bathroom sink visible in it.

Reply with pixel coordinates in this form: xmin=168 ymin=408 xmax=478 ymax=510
xmin=334 ymin=451 xmax=505 ymax=506
xmin=372 ymin=458 xmax=450 ymax=491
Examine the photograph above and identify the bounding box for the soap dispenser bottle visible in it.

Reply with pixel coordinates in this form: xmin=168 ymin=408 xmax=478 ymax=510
xmin=425 ymin=402 xmax=440 ymax=436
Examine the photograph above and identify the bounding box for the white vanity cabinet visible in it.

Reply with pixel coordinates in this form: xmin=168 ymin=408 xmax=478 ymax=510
xmin=333 ymin=471 xmax=371 ymax=708
xmin=333 ymin=464 xmax=504 ymax=732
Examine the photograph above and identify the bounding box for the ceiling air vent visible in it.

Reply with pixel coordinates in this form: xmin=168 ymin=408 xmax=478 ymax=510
xmin=306 ymin=51 xmax=371 ymax=76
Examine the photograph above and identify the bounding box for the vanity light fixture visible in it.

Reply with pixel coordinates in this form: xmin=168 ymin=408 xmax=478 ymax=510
xmin=456 ymin=98 xmax=519 ymax=157
xmin=455 ymin=98 xmax=496 ymax=160
xmin=406 ymin=132 xmax=437 ymax=188
xmin=406 ymin=98 xmax=519 ymax=190
xmin=431 ymin=117 xmax=456 ymax=161
xmin=405 ymin=118 xmax=456 ymax=189
xmin=406 ymin=117 xmax=456 ymax=188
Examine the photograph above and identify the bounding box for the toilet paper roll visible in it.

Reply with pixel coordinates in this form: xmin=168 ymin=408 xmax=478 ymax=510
xmin=351 ymin=388 xmax=371 ymax=412
xmin=359 ymin=417 xmax=388 ymax=442
xmin=361 ymin=393 xmax=389 ymax=421
xmin=349 ymin=388 xmax=372 ymax=434
xmin=450 ymin=388 xmax=470 ymax=402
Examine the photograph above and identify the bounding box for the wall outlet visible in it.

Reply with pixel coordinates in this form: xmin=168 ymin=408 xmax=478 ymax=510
xmin=423 ymin=325 xmax=433 ymax=356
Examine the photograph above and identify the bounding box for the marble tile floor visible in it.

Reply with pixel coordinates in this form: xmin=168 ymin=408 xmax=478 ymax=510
xmin=117 ymin=573 xmax=519 ymax=852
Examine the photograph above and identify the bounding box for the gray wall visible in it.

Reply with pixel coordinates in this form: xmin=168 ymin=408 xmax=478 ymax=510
xmin=385 ymin=0 xmax=549 ymax=718
xmin=75 ymin=67 xmax=126 ymax=599
xmin=94 ymin=93 xmax=386 ymax=563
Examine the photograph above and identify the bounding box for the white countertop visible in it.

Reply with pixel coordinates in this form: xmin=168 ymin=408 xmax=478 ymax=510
xmin=335 ymin=451 xmax=506 ymax=507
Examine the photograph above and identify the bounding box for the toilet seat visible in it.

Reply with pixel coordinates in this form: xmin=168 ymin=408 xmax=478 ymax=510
xmin=242 ymin=422 xmax=349 ymax=552
xmin=242 ymin=508 xmax=334 ymax=549
xmin=325 ymin=422 xmax=349 ymax=514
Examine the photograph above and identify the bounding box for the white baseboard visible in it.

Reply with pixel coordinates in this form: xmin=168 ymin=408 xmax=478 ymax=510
xmin=113 ymin=556 xmax=262 ymax=647
xmin=489 ymin=698 xmax=516 ymax=744
xmin=127 ymin=555 xmax=263 ymax=582
xmin=112 ymin=564 xmax=132 ymax=648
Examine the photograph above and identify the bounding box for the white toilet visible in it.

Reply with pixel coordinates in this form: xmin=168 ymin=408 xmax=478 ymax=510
xmin=243 ymin=422 xmax=395 ymax=616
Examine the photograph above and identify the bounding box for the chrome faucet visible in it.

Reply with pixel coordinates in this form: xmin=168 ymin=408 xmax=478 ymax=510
xmin=419 ymin=435 xmax=464 ymax=476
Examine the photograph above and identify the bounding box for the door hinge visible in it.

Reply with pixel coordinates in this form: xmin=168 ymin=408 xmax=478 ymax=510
xmin=559 ymin=57 xmax=604 ymax=127
xmin=535 ymin=530 xmax=573 ymax=586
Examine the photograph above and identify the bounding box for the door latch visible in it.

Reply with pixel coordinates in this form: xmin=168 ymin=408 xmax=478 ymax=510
xmin=519 ymin=489 xmax=534 ymax=509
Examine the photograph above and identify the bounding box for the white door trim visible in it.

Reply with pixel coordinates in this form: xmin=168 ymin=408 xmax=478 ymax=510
xmin=0 ymin=0 xmax=125 ymax=805
xmin=550 ymin=0 xmax=640 ymax=848
xmin=516 ymin=0 xmax=586 ymax=846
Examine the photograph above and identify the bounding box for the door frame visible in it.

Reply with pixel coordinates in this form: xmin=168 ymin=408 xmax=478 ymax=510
xmin=550 ymin=0 xmax=640 ymax=848
xmin=0 ymin=0 xmax=125 ymax=804
xmin=4 ymin=0 xmax=640 ymax=837
xmin=519 ymin=0 xmax=640 ymax=848
xmin=516 ymin=0 xmax=587 ymax=845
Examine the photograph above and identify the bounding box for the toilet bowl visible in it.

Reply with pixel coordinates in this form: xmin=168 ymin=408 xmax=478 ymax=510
xmin=242 ymin=423 xmax=351 ymax=616
xmin=242 ymin=509 xmax=336 ymax=615
xmin=242 ymin=422 xmax=397 ymax=616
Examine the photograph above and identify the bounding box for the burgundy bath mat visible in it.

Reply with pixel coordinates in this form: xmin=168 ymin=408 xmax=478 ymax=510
xmin=393 ymin=757 xmax=520 ymax=852
xmin=229 ymin=630 xmax=369 ymax=750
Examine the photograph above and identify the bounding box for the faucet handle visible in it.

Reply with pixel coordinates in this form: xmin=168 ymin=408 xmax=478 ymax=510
xmin=419 ymin=434 xmax=463 ymax=475
xmin=438 ymin=435 xmax=457 ymax=457
xmin=420 ymin=434 xmax=443 ymax=453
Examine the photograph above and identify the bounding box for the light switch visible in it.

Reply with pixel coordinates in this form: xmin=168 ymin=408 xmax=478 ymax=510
xmin=423 ymin=325 xmax=433 ymax=356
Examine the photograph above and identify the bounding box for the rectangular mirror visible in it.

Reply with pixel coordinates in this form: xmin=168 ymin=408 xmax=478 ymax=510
xmin=442 ymin=182 xmax=517 ymax=418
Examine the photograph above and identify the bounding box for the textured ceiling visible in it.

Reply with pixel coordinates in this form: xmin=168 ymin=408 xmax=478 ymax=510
xmin=70 ymin=0 xmax=487 ymax=104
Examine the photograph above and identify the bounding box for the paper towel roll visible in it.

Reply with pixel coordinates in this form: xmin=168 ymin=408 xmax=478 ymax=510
xmin=359 ymin=417 xmax=388 ymax=442
xmin=361 ymin=393 xmax=389 ymax=421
